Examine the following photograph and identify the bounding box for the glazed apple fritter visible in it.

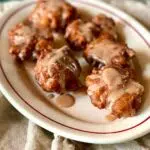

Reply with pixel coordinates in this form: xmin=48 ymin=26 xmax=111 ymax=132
xmin=86 ymin=66 xmax=144 ymax=119
xmin=34 ymin=46 xmax=81 ymax=93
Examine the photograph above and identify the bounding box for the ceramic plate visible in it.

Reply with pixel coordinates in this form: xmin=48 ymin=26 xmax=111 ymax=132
xmin=0 ymin=0 xmax=150 ymax=144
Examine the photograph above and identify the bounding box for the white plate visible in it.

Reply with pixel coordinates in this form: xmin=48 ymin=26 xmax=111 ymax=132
xmin=0 ymin=0 xmax=150 ymax=144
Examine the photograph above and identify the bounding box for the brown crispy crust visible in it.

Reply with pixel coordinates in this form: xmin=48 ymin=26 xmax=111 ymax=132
xmin=34 ymin=46 xmax=81 ymax=93
xmin=92 ymin=14 xmax=118 ymax=40
xmin=8 ymin=22 xmax=54 ymax=61
xmin=28 ymin=0 xmax=77 ymax=31
xmin=110 ymin=93 xmax=142 ymax=118
xmin=8 ymin=23 xmax=36 ymax=61
xmin=90 ymin=86 xmax=108 ymax=109
xmin=65 ymin=19 xmax=101 ymax=50
xmin=84 ymin=36 xmax=135 ymax=68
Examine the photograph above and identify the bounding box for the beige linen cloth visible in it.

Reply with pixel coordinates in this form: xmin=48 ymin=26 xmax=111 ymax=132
xmin=0 ymin=0 xmax=150 ymax=150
